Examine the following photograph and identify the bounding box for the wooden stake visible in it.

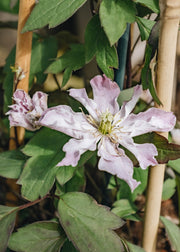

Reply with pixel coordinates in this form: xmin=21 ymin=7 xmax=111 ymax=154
xmin=7 ymin=0 xmax=35 ymax=207
xmin=142 ymin=1 xmax=180 ymax=251
xmin=9 ymin=0 xmax=35 ymax=150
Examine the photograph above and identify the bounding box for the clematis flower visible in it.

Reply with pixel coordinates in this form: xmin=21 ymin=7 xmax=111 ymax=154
xmin=39 ymin=75 xmax=176 ymax=191
xmin=6 ymin=89 xmax=48 ymax=131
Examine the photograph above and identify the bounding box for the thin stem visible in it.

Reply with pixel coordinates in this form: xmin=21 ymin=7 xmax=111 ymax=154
xmin=18 ymin=195 xmax=50 ymax=211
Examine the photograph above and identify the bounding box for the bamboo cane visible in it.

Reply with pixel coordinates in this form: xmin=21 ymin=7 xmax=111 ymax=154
xmin=142 ymin=1 xmax=180 ymax=251
xmin=6 ymin=0 xmax=35 ymax=207
xmin=9 ymin=0 xmax=35 ymax=150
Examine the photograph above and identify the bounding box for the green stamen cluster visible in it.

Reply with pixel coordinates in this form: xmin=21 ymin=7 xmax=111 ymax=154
xmin=98 ymin=111 xmax=113 ymax=135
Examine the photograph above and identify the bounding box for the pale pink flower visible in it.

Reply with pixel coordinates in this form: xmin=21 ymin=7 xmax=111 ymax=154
xmin=39 ymin=75 xmax=176 ymax=191
xmin=6 ymin=89 xmax=48 ymax=131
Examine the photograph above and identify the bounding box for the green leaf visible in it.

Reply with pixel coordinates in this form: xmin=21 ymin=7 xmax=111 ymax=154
xmin=0 ymin=205 xmax=18 ymax=252
xmin=18 ymin=128 xmax=70 ymax=201
xmin=56 ymin=151 xmax=93 ymax=186
xmin=141 ymin=44 xmax=161 ymax=105
xmin=99 ymin=0 xmax=136 ymax=45
xmin=46 ymin=44 xmax=85 ymax=87
xmin=168 ymin=158 xmax=180 ymax=174
xmin=58 ymin=192 xmax=124 ymax=252
xmin=112 ymin=199 xmax=137 ymax=218
xmin=22 ymin=0 xmax=87 ymax=32
xmin=117 ymin=87 xmax=134 ymax=107
xmin=8 ymin=220 xmax=66 ymax=252
xmin=29 ymin=35 xmax=58 ymax=86
xmin=134 ymin=0 xmax=159 ymax=13
xmin=0 ymin=0 xmax=19 ymax=14
xmin=136 ymin=17 xmax=155 ymax=41
xmin=19 ymin=128 xmax=93 ymax=201
xmin=123 ymin=240 xmax=145 ymax=252
xmin=85 ymin=15 xmax=118 ymax=79
xmin=61 ymin=240 xmax=78 ymax=252
xmin=134 ymin=132 xmax=180 ymax=164
xmin=56 ymin=166 xmax=77 ymax=186
xmin=0 ymin=150 xmax=27 ymax=179
xmin=160 ymin=216 xmax=180 ymax=252
xmin=96 ymin=39 xmax=118 ymax=80
xmin=56 ymin=166 xmax=85 ymax=196
xmin=162 ymin=178 xmax=176 ymax=201
xmin=108 ymin=167 xmax=148 ymax=202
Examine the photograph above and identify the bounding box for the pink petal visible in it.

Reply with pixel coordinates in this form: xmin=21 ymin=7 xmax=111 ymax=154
xmin=98 ymin=137 xmax=140 ymax=191
xmin=57 ymin=136 xmax=99 ymax=167
xmin=90 ymin=75 xmax=120 ymax=114
xmin=120 ymin=107 xmax=176 ymax=137
xmin=39 ymin=105 xmax=97 ymax=139
xmin=7 ymin=108 xmax=36 ymax=131
xmin=118 ymin=85 xmax=142 ymax=119
xmin=13 ymin=89 xmax=32 ymax=111
xmin=69 ymin=88 xmax=99 ymax=121
xmin=32 ymin=91 xmax=48 ymax=114
xmin=120 ymin=137 xmax=158 ymax=169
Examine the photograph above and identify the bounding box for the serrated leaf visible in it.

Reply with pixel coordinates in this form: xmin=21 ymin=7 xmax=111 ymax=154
xmin=160 ymin=216 xmax=180 ymax=252
xmin=136 ymin=17 xmax=155 ymax=41
xmin=46 ymin=44 xmax=85 ymax=87
xmin=0 ymin=150 xmax=27 ymax=179
xmin=8 ymin=220 xmax=66 ymax=252
xmin=58 ymin=192 xmax=124 ymax=252
xmin=162 ymin=179 xmax=176 ymax=201
xmin=22 ymin=0 xmax=87 ymax=32
xmin=99 ymin=0 xmax=136 ymax=45
xmin=134 ymin=132 xmax=180 ymax=164
xmin=134 ymin=0 xmax=159 ymax=13
xmin=0 ymin=205 xmax=18 ymax=252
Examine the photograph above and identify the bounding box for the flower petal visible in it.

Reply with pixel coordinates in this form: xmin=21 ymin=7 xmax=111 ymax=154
xmin=120 ymin=137 xmax=158 ymax=169
xmin=7 ymin=104 xmax=36 ymax=131
xmin=98 ymin=137 xmax=140 ymax=191
xmin=119 ymin=107 xmax=176 ymax=137
xmin=39 ymin=105 xmax=97 ymax=139
xmin=69 ymin=88 xmax=99 ymax=121
xmin=118 ymin=85 xmax=142 ymax=120
xmin=57 ymin=136 xmax=98 ymax=167
xmin=12 ymin=89 xmax=32 ymax=111
xmin=90 ymin=75 xmax=120 ymax=114
xmin=32 ymin=91 xmax=48 ymax=115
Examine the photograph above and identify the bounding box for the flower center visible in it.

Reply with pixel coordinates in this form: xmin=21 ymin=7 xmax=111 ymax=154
xmin=98 ymin=111 xmax=113 ymax=135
